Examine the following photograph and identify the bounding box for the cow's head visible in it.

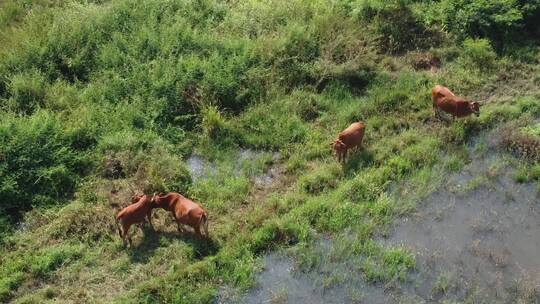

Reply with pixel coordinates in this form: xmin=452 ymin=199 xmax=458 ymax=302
xmin=131 ymin=193 xmax=144 ymax=203
xmin=468 ymin=101 xmax=480 ymax=117
xmin=151 ymin=192 xmax=162 ymax=206
xmin=330 ymin=139 xmax=347 ymax=153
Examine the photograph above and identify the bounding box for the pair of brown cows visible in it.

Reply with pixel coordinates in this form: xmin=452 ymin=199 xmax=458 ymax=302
xmin=115 ymin=192 xmax=208 ymax=247
xmin=331 ymin=85 xmax=481 ymax=162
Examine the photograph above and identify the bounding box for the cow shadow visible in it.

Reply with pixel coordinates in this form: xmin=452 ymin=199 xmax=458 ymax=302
xmin=127 ymin=226 xmax=219 ymax=264
xmin=342 ymin=148 xmax=374 ymax=176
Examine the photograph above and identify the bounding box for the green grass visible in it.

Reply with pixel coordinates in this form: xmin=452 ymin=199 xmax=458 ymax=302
xmin=0 ymin=0 xmax=539 ymax=302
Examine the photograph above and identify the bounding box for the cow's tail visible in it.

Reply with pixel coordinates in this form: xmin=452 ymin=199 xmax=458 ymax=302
xmin=200 ymin=212 xmax=209 ymax=237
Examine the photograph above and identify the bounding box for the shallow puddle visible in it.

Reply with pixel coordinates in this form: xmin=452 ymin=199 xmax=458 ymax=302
xmin=186 ymin=154 xmax=216 ymax=181
xmin=187 ymin=149 xmax=280 ymax=188
xmin=383 ymin=146 xmax=540 ymax=302
xmin=234 ymin=130 xmax=540 ymax=304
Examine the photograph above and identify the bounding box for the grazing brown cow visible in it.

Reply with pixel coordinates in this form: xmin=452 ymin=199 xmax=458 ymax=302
xmin=115 ymin=194 xmax=154 ymax=247
xmin=432 ymin=85 xmax=480 ymax=120
xmin=151 ymin=192 xmax=209 ymax=238
xmin=330 ymin=122 xmax=366 ymax=163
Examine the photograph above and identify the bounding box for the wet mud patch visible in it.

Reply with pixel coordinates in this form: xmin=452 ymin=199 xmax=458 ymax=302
xmin=383 ymin=148 xmax=540 ymax=303
xmin=187 ymin=149 xmax=280 ymax=188
xmin=222 ymin=237 xmax=415 ymax=304
xmin=377 ymin=129 xmax=540 ymax=303
xmin=232 ymin=130 xmax=540 ymax=304
xmin=187 ymin=155 xmax=217 ymax=181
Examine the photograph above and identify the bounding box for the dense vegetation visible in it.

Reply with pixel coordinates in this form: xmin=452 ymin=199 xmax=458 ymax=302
xmin=0 ymin=0 xmax=538 ymax=302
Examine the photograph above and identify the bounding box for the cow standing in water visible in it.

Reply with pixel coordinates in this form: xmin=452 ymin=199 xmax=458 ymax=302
xmin=331 ymin=122 xmax=366 ymax=163
xmin=151 ymin=192 xmax=209 ymax=238
xmin=432 ymin=85 xmax=481 ymax=120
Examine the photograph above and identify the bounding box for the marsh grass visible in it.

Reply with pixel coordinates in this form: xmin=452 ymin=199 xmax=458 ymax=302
xmin=0 ymin=0 xmax=539 ymax=303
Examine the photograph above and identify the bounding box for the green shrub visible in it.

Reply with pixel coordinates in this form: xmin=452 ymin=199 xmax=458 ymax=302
xmin=250 ymin=220 xmax=304 ymax=253
xmin=460 ymin=38 xmax=497 ymax=70
xmin=5 ymin=70 xmax=47 ymax=114
xmin=431 ymin=0 xmax=540 ymax=47
xmin=30 ymin=244 xmax=82 ymax=278
xmin=0 ymin=111 xmax=89 ymax=224
xmin=98 ymin=129 xmax=192 ymax=192
xmin=298 ymin=163 xmax=342 ymax=194
xmin=238 ymin=100 xmax=308 ymax=149
xmin=350 ymin=0 xmax=441 ymax=53
xmin=200 ymin=105 xmax=227 ymax=140
xmin=0 ymin=271 xmax=24 ymax=302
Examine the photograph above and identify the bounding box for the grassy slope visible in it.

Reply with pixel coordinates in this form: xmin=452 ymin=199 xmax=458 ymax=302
xmin=0 ymin=0 xmax=539 ymax=303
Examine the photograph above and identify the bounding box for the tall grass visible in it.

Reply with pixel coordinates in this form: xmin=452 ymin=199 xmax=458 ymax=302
xmin=0 ymin=0 xmax=538 ymax=303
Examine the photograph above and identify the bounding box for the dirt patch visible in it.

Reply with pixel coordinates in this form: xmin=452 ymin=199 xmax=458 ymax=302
xmin=102 ymin=155 xmax=125 ymax=179
xmin=468 ymin=63 xmax=540 ymax=104
xmin=501 ymin=123 xmax=540 ymax=162
xmin=408 ymin=52 xmax=441 ymax=72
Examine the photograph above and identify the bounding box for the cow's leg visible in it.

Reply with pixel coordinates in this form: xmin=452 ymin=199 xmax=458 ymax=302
xmin=146 ymin=210 xmax=154 ymax=231
xmin=435 ymin=108 xmax=442 ymax=120
xmin=122 ymin=223 xmax=131 ymax=247
xmin=176 ymin=218 xmax=185 ymax=233
xmin=343 ymin=149 xmax=348 ymax=162
xmin=194 ymin=225 xmax=203 ymax=238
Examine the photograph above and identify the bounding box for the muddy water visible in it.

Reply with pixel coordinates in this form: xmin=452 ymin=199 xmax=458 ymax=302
xmin=187 ymin=149 xmax=280 ymax=188
xmin=385 ymin=151 xmax=540 ymax=303
xmin=235 ymin=131 xmax=540 ymax=304
xmin=186 ymin=155 xmax=216 ymax=181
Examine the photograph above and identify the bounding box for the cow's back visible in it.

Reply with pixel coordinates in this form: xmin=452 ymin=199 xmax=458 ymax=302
xmin=186 ymin=207 xmax=205 ymax=227
xmin=339 ymin=122 xmax=365 ymax=147
xmin=432 ymin=85 xmax=455 ymax=104
xmin=116 ymin=201 xmax=145 ymax=221
xmin=173 ymin=197 xmax=200 ymax=218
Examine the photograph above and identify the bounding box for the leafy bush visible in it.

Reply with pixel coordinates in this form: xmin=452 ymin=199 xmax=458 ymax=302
xmin=29 ymin=244 xmax=82 ymax=278
xmin=200 ymin=105 xmax=227 ymax=140
xmin=459 ymin=38 xmax=497 ymax=70
xmin=5 ymin=70 xmax=47 ymax=114
xmin=238 ymin=100 xmax=308 ymax=149
xmin=349 ymin=0 xmax=441 ymax=53
xmin=430 ymin=0 xmax=540 ymax=46
xmin=97 ymin=129 xmax=192 ymax=193
xmin=0 ymin=111 xmax=90 ymax=224
xmin=298 ymin=163 xmax=342 ymax=194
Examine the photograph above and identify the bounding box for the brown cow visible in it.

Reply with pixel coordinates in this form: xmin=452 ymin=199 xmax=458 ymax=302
xmin=115 ymin=194 xmax=154 ymax=247
xmin=330 ymin=122 xmax=366 ymax=162
xmin=151 ymin=192 xmax=209 ymax=238
xmin=432 ymin=85 xmax=480 ymax=120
